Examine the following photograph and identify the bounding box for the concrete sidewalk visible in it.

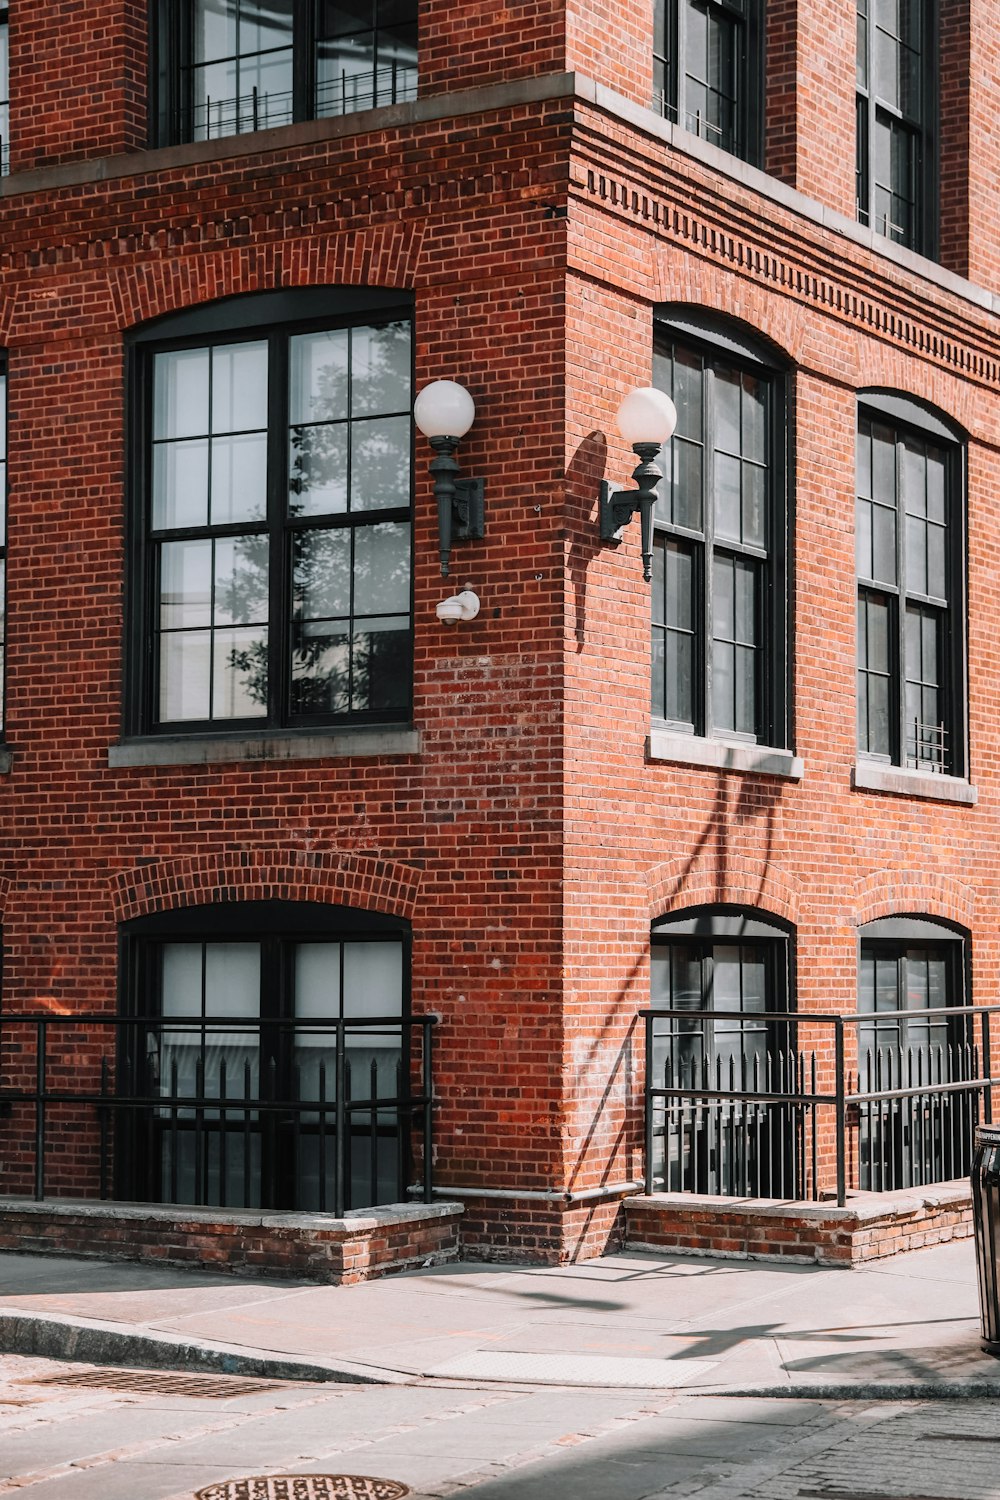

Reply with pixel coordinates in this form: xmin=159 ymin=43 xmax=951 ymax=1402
xmin=1 ymin=1239 xmax=998 ymax=1399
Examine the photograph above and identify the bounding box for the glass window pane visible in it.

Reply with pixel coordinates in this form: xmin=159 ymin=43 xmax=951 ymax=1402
xmin=290 ymin=330 xmax=350 ymax=426
xmin=153 ymin=439 xmax=210 ymax=530
xmin=351 ymin=322 xmax=411 ymax=417
xmin=926 ymin=448 xmax=946 ymax=522
xmin=194 ymin=0 xmax=237 ymax=63
xmin=872 ymin=501 xmax=896 ymax=584
xmin=291 ymin=622 xmax=350 ymax=714
xmin=743 ymin=462 xmax=765 ymax=548
xmin=213 ymin=626 xmax=268 ymax=717
xmin=160 ymin=540 xmax=213 ymax=630
xmin=664 ymin=437 xmax=703 ymax=532
xmin=240 ymin=47 xmax=294 ymax=127
xmin=672 ymin=349 xmax=703 ymax=441
xmin=353 ymin=521 xmax=411 ymax=616
xmin=857 ymin=420 xmax=872 ymax=499
xmin=872 ymin=423 xmax=896 ymax=503
xmin=927 ymin=522 xmax=946 ymax=600
xmin=239 ymin=0 xmax=294 ymax=52
xmin=903 ymin=437 xmax=926 ymax=517
xmin=742 ymin=374 xmax=766 ymax=463
xmin=211 ymin=432 xmax=268 ymax=524
xmin=343 ymin=942 xmax=403 ymax=1017
xmin=296 ymin=942 xmax=343 ymax=1018
xmin=160 ymin=629 xmax=212 ymax=721
xmin=214 ymin=534 xmax=270 ymax=625
xmin=154 ymin=349 xmax=210 ymax=440
xmin=290 ymin=422 xmax=349 ymax=516
xmin=294 ymin=527 xmax=351 ymax=621
xmin=162 ymin=944 xmax=204 ymax=1017
xmin=715 ymin=367 xmax=741 ymax=455
xmin=906 ymin=513 xmax=926 ymax=595
xmin=212 ymin=342 xmax=268 ymax=434
xmin=352 ymin=619 xmax=411 ymax=710
xmin=714 ymin=453 xmax=741 ymax=541
xmin=350 ymin=414 xmax=411 ymax=510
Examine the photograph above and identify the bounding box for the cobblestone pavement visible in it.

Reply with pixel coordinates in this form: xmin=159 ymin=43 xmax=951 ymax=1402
xmin=4 ymin=1352 xmax=1000 ymax=1500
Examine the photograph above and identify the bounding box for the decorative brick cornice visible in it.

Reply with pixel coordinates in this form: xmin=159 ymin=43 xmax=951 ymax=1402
xmin=110 ymin=849 xmax=424 ymax=923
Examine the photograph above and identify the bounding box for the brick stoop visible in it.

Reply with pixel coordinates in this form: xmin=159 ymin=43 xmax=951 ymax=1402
xmin=0 ymin=1198 xmax=463 ymax=1283
xmin=623 ymin=1182 xmax=973 ymax=1266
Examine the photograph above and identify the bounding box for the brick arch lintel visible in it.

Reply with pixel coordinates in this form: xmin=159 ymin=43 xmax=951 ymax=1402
xmin=852 ymin=870 xmax=976 ymax=931
xmin=646 ymin=859 xmax=799 ymax=926
xmin=110 ymin=849 xmax=424 ymax=925
xmin=111 ymin=221 xmax=427 ymax=332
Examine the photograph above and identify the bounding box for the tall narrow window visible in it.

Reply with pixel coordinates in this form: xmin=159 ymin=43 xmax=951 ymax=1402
xmin=154 ymin=1 xmax=418 ymax=145
xmin=856 ymin=395 xmax=964 ymax=775
xmin=127 ymin=289 xmax=413 ymax=736
xmin=653 ymin=0 xmax=761 ymax=165
xmin=651 ymin=314 xmax=788 ymax=747
xmin=856 ymin=0 xmax=934 ymax=253
xmin=0 ymin=9 xmax=9 ymax=176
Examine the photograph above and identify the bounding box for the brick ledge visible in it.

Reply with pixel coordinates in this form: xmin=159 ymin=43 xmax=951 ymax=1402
xmin=624 ymin=1183 xmax=973 ymax=1267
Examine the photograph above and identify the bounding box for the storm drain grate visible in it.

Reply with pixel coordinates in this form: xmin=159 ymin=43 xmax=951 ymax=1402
xmin=23 ymin=1370 xmax=283 ymax=1399
xmin=196 ymin=1480 xmax=410 ymax=1500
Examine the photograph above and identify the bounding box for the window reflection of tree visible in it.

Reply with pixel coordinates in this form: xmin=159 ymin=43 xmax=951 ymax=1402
xmin=227 ymin=321 xmax=412 ymax=717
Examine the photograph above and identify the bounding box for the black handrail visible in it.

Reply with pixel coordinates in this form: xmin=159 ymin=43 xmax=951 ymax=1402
xmin=0 ymin=1013 xmax=436 ymax=1217
xmin=641 ymin=1005 xmax=1000 ymax=1207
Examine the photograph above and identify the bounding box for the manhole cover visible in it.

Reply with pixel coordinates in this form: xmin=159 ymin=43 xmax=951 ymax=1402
xmin=196 ymin=1482 xmax=409 ymax=1500
xmin=24 ymin=1370 xmax=282 ymax=1399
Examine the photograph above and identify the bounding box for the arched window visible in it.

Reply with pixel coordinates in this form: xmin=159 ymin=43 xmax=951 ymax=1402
xmin=118 ymin=900 xmax=411 ymax=1213
xmin=125 ymin=288 xmax=414 ymax=737
xmin=649 ymin=906 xmax=797 ymax=1196
xmin=651 ymin=310 xmax=790 ymax=749
xmin=857 ymin=913 xmax=972 ymax=1189
xmin=653 ymin=0 xmax=763 ymax=165
xmin=855 ymin=391 xmax=965 ymax=776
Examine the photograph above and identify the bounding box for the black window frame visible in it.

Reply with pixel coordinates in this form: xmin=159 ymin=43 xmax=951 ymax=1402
xmin=651 ymin=309 xmax=791 ymax=750
xmin=649 ymin=904 xmax=798 ymax=1197
xmin=856 ymin=913 xmax=972 ymax=1191
xmin=653 ymin=0 xmax=763 ymax=167
xmin=855 ymin=0 xmax=937 ymax=256
xmin=151 ymin=0 xmax=418 ymax=148
xmin=0 ymin=8 xmax=9 ymax=178
xmin=124 ymin=287 xmax=415 ymax=739
xmin=855 ymin=389 xmax=966 ymax=777
xmin=0 ymin=352 xmax=7 ymax=737
xmin=118 ymin=899 xmax=412 ymax=1210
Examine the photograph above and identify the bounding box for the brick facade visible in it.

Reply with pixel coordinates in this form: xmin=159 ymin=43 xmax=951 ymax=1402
xmin=0 ymin=2 xmax=999 ymax=1268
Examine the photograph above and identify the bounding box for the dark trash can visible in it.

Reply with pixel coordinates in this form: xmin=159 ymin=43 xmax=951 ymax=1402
xmin=972 ymin=1125 xmax=1000 ymax=1356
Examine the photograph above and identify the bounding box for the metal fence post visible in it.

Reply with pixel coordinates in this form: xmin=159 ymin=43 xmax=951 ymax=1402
xmin=644 ymin=1012 xmax=654 ymax=1196
xmin=423 ymin=1019 xmax=434 ymax=1205
xmin=333 ymin=1019 xmax=346 ymax=1218
xmin=34 ymin=1020 xmax=47 ymax=1202
xmin=835 ymin=1017 xmax=846 ymax=1207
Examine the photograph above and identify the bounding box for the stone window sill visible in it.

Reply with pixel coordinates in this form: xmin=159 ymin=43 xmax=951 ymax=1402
xmin=647 ymin=728 xmax=803 ymax=780
xmin=851 ymin=760 xmax=977 ymax=804
xmin=108 ymin=727 xmax=421 ymax=769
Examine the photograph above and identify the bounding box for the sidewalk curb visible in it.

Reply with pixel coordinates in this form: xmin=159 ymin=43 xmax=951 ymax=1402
xmin=0 ymin=1310 xmax=411 ymax=1386
xmin=702 ymin=1380 xmax=1000 ymax=1401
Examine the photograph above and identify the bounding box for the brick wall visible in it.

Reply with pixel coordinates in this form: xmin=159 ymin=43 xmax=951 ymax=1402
xmin=0 ymin=9 xmax=998 ymax=1264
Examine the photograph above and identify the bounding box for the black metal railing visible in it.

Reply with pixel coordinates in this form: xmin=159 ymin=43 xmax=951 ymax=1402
xmin=0 ymin=1013 xmax=435 ymax=1217
xmin=184 ymin=64 xmax=417 ymax=141
xmin=643 ymin=1004 xmax=998 ymax=1206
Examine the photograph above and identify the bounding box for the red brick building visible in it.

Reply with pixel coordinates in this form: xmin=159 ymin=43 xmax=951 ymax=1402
xmin=0 ymin=0 xmax=998 ymax=1273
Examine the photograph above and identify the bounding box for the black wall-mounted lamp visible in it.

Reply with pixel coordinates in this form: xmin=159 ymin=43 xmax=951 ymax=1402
xmin=599 ymin=387 xmax=678 ymax=581
xmin=414 ymin=380 xmax=485 ymax=577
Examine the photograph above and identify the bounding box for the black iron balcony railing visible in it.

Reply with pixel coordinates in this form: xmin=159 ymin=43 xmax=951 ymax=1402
xmin=642 ymin=1004 xmax=998 ymax=1207
xmin=0 ymin=1013 xmax=436 ymax=1217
